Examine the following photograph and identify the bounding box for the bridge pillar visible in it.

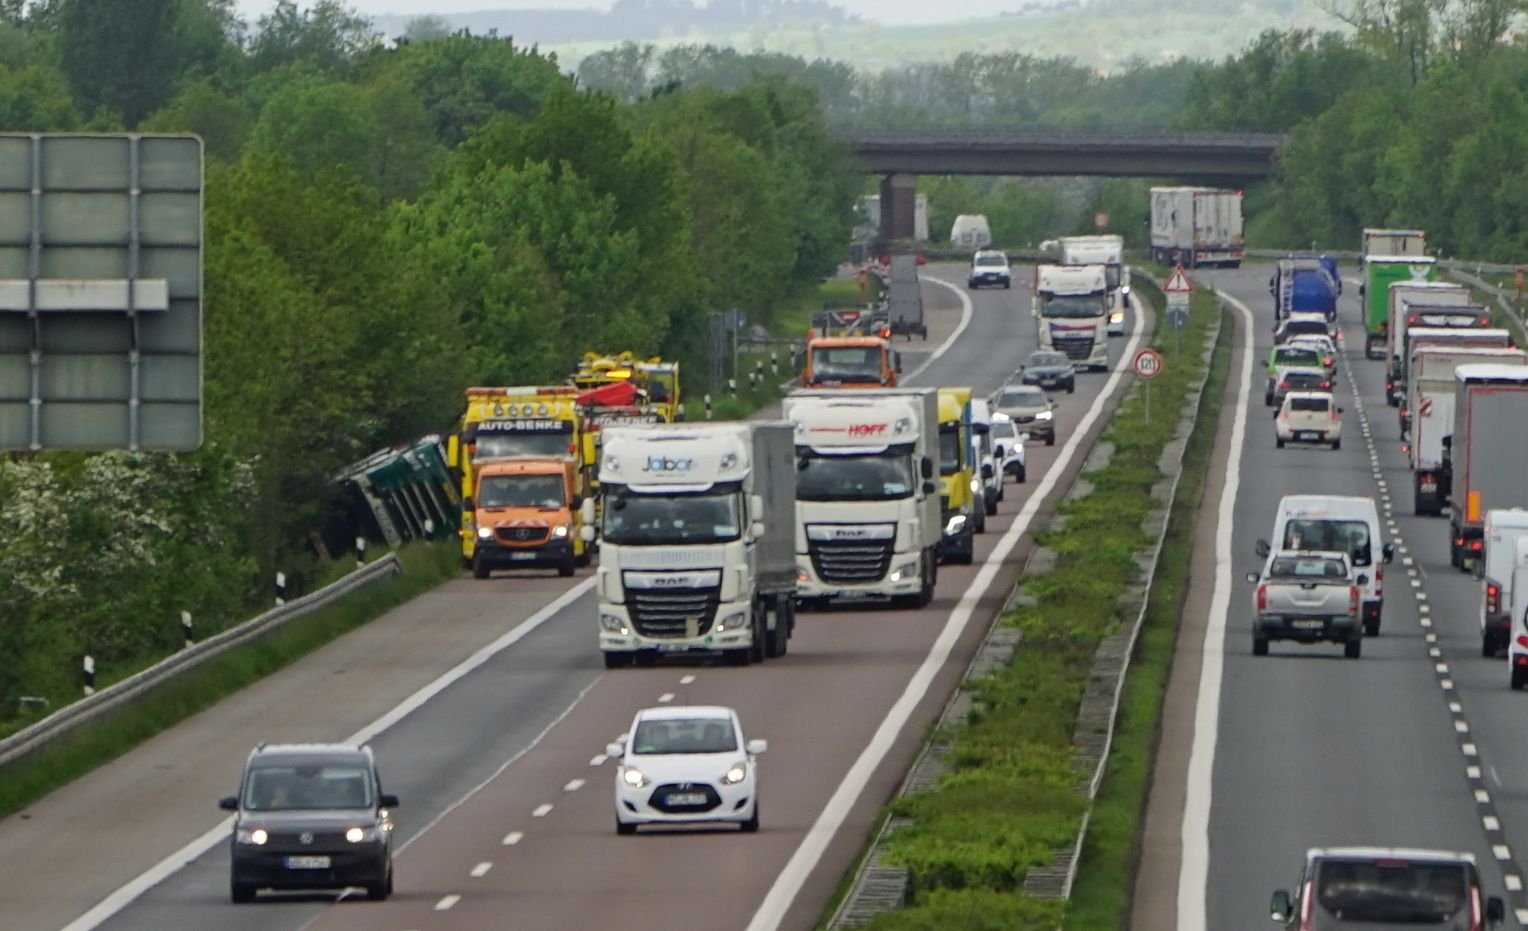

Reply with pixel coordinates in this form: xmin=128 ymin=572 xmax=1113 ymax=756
xmin=879 ymin=172 xmax=917 ymax=242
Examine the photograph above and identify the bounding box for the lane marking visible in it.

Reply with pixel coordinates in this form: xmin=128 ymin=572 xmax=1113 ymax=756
xmin=435 ymin=894 xmax=461 ymax=911
xmin=1465 ymin=743 xmax=1479 ymax=757
xmin=532 ymin=803 xmax=553 ymax=818
xmin=590 ymin=754 xmax=607 ymax=767
xmin=58 ymin=576 xmax=600 ymax=931
xmin=470 ymin=862 xmax=492 ymax=878
xmin=1496 ymin=846 xmax=1513 ymax=861
xmin=502 ymin=831 xmax=523 ymax=846
xmin=1469 ymin=765 xmax=1482 ymax=779
xmin=745 ymin=288 xmax=1148 ymax=931
xmin=1177 ymin=287 xmax=1253 ymax=931
xmin=679 ymin=674 xmax=696 ymax=685
xmin=1507 ymin=875 xmax=1523 ymax=892
xmin=564 ymin=779 xmax=585 ymax=792
xmin=657 ymin=692 xmax=675 ymax=703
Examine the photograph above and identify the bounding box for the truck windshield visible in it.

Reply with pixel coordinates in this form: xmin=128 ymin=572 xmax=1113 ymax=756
xmin=1282 ymin=518 xmax=1372 ymax=566
xmin=811 ymin=347 xmax=882 ymax=382
xmin=478 ymin=473 xmax=564 ymax=509
xmin=602 ymin=488 xmax=742 ymax=545
xmin=1315 ymin=858 xmax=1466 ymax=923
xmin=1040 ymin=296 xmax=1105 ymax=318
xmin=475 ymin=432 xmax=571 ymax=459
xmin=796 ymin=450 xmax=914 ymax=501
xmin=938 ymin=426 xmax=962 ymax=475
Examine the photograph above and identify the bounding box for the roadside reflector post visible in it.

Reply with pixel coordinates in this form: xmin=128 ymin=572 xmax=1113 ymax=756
xmin=275 ymin=571 xmax=287 ymax=606
xmin=181 ymin=610 xmax=193 ymax=648
xmin=355 ymin=535 xmax=367 ymax=568
xmin=82 ymin=654 xmax=95 ymax=697
xmin=704 ymin=393 xmax=713 ymax=421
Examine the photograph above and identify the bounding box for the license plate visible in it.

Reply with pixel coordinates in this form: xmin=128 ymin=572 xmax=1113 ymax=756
xmin=1292 ymin=619 xmax=1325 ymax=630
xmin=1297 ymin=432 xmax=1320 ymax=441
xmin=284 ymin=856 xmax=331 ymax=870
xmin=510 ymin=552 xmax=537 ymax=561
xmin=666 ymin=792 xmax=708 ymax=806
xmin=655 ymin=642 xmax=692 ymax=652
xmin=1040 ymin=378 xmax=1056 ymax=386
xmin=1421 ymin=480 xmax=1437 ymax=491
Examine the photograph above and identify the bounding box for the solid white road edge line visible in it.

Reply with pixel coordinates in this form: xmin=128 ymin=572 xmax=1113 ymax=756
xmin=1176 ymin=289 xmax=1254 ymax=931
xmin=59 ymin=576 xmax=598 ymax=931
xmin=743 ymin=291 xmax=1146 ymax=931
xmin=903 ymin=275 xmax=975 ymax=382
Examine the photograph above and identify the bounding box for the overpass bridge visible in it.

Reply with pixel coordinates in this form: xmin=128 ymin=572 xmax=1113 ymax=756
xmin=850 ymin=129 xmax=1286 ymax=241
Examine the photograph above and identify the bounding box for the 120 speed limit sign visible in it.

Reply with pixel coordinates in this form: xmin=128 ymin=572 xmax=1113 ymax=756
xmin=1132 ymin=348 xmax=1164 ymax=380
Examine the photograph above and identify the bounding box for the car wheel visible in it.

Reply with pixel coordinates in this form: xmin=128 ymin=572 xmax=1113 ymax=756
xmin=1003 ymin=282 xmax=1011 ymax=289
xmin=740 ymin=800 xmax=760 ymax=834
xmin=1067 ymin=382 xmax=1075 ymax=394
xmin=602 ymin=652 xmax=632 ymax=670
xmin=1512 ymin=666 xmax=1528 ymax=691
xmin=1045 ymin=434 xmax=1055 ymax=447
xmin=1252 ymin=637 xmax=1269 ymax=657
xmin=616 ymin=817 xmax=637 ymax=836
xmin=472 ymin=555 xmax=491 ymax=580
xmin=366 ymin=867 xmax=391 ymax=901
xmin=985 ymin=495 xmax=997 ymax=517
xmin=1364 ymin=615 xmax=1380 ymax=637
xmin=1276 ymin=438 xmax=1285 ymax=449
xmin=1483 ymin=631 xmax=1498 ymax=658
xmin=1016 ymin=465 xmax=1027 ymax=483
xmin=1331 ymin=439 xmax=1341 ymax=450
xmin=230 ymin=879 xmax=256 ymax=904
xmin=1345 ymin=638 xmax=1362 ymax=659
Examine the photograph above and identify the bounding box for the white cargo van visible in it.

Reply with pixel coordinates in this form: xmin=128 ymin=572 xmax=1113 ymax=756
xmin=950 ymin=214 xmax=993 ymax=250
xmin=1481 ymin=509 xmax=1528 ymax=658
xmin=1255 ymin=495 xmax=1396 ymax=636
xmin=1508 ymin=535 xmax=1528 ymax=689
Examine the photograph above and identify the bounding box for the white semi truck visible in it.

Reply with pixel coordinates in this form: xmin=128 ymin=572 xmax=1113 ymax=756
xmin=1058 ymin=234 xmax=1129 ymax=336
xmin=1149 ymin=186 xmax=1244 ymax=268
xmin=1034 ymin=264 xmax=1110 ymax=371
xmin=1362 ymin=228 xmax=1426 ymax=256
xmin=1447 ymin=365 xmax=1528 ymax=570
xmin=783 ymin=388 xmax=941 ymax=609
xmin=1406 ymin=345 xmax=1526 ymax=516
xmin=588 ymin=422 xmax=797 ymax=667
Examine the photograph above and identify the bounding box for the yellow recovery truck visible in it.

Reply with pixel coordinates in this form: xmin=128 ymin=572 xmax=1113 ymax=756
xmin=936 ymin=387 xmax=979 ymax=565
xmin=570 ymin=351 xmax=683 ymax=492
xmin=445 ymin=386 xmax=592 ymax=573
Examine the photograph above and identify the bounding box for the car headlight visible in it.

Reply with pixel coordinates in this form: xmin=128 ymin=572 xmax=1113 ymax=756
xmin=721 ymin=764 xmax=748 ymax=785
xmin=969 ymin=477 xmax=982 ymax=494
xmin=552 ymin=524 xmax=570 ymax=538
xmin=622 ymin=767 xmax=647 ymax=788
xmin=1036 ymin=411 xmax=1053 ymax=421
xmin=945 ymin=514 xmax=967 ymax=535
xmin=236 ymin=827 xmax=269 ymax=846
xmin=599 ymin=613 xmax=627 ymax=633
xmin=1120 ymin=285 xmax=1130 ymax=295
xmin=716 ymin=611 xmax=749 ymax=631
xmin=477 ymin=525 xmax=493 ymax=540
xmin=889 ymin=560 xmax=919 ymax=583
xmin=345 ymin=826 xmax=380 ymax=843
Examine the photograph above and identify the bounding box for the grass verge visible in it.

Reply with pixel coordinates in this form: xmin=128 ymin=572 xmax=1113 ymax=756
xmin=843 ymin=274 xmax=1222 ymax=930
xmin=0 ymin=539 xmax=461 ymax=821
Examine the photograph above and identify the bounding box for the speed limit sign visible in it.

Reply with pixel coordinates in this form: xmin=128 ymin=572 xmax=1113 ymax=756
xmin=1132 ymin=348 xmax=1163 ymax=380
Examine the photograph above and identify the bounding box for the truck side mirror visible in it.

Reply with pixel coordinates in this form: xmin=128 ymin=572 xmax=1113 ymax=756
xmin=750 ymin=494 xmax=765 ymax=519
xmin=582 ymin=498 xmax=596 ymax=523
xmin=1255 ymin=539 xmax=1271 ymax=558
xmin=921 ymin=456 xmax=934 ymax=480
xmin=580 ymin=525 xmax=595 ymax=543
xmin=463 ymin=497 xmax=475 ymax=512
xmin=1442 ymin=436 xmax=1452 ymax=449
xmin=1269 ymin=889 xmax=1292 ymax=922
xmin=750 ymin=520 xmax=766 ymax=540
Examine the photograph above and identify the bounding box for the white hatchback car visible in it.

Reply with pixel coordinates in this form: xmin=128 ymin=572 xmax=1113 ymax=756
xmin=1275 ymin=390 xmax=1342 ymax=449
xmin=608 ymin=706 xmax=765 ymax=835
xmin=989 ymin=412 xmax=1027 ymax=485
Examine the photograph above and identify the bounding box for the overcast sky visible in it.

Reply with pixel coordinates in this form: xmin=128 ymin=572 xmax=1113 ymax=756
xmin=232 ymin=0 xmax=1024 ymax=27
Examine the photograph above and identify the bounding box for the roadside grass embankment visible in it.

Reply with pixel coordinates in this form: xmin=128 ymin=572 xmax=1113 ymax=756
xmin=837 ymin=272 xmax=1225 ymax=930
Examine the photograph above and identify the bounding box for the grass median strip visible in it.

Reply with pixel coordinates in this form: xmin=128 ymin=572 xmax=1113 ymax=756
xmin=0 ymin=540 xmax=462 ymax=821
xmin=846 ymin=275 xmax=1222 ymax=930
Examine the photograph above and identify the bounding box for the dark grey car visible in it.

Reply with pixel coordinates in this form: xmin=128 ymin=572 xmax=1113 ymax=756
xmin=990 ymin=384 xmax=1056 ymax=446
xmin=1020 ymin=351 xmax=1076 ymax=394
xmin=219 ymin=743 xmax=399 ymax=903
xmin=1271 ymin=847 xmax=1504 ymax=930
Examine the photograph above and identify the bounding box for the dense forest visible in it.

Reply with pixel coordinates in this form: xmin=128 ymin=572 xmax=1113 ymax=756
xmin=0 ymin=0 xmax=858 ymax=716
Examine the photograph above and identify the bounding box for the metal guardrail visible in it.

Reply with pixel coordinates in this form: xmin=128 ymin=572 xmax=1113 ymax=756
xmin=0 ymin=554 xmax=404 ymax=771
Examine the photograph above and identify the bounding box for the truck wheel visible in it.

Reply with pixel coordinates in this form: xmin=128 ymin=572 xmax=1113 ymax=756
xmin=603 ymin=652 xmax=632 ymax=670
xmin=1344 ymin=638 xmax=1362 ymax=659
xmin=749 ymin=605 xmax=767 ymax=663
xmin=1252 ymin=637 xmax=1269 ymax=657
xmin=1364 ymin=615 xmax=1380 ymax=637
xmin=916 ymin=556 xmax=935 ymax=608
xmin=472 ymin=556 xmax=491 ymax=580
xmin=765 ymin=599 xmax=789 ymax=658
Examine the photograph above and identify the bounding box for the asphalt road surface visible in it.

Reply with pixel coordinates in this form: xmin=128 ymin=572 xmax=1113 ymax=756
xmin=8 ymin=263 xmax=1142 ymax=931
xmin=1164 ymin=263 xmax=1528 ymax=930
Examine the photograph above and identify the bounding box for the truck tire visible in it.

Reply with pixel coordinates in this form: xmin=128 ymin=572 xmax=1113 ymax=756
xmin=765 ymin=598 xmax=790 ymax=658
xmin=1344 ymin=638 xmax=1362 ymax=659
xmin=603 ymin=652 xmax=632 ymax=669
xmin=748 ymin=604 xmax=767 ymax=664
xmin=985 ymin=494 xmax=997 ymax=517
xmin=1364 ymin=614 xmax=1380 ymax=637
xmin=1252 ymin=637 xmax=1269 ymax=656
xmin=472 ymin=556 xmax=491 ymax=580
xmin=1276 ymin=438 xmax=1285 ymax=449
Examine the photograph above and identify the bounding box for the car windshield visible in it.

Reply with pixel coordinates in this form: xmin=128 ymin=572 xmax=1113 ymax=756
xmin=1282 ymin=518 xmax=1373 ymax=566
xmin=602 ymin=488 xmax=742 ymax=545
xmin=1315 ymin=858 xmax=1467 ymax=923
xmin=1282 ymin=320 xmax=1328 ymax=338
xmin=1284 ymin=371 xmax=1327 ymax=386
xmin=975 ymin=254 xmax=1007 ymax=267
xmin=1269 ymin=556 xmax=1347 ymax=578
xmin=1289 ymin=396 xmax=1331 ymax=413
xmin=630 ymin=717 xmax=738 ymax=755
xmin=1276 ymin=348 xmax=1322 ymax=367
xmin=990 ymin=421 xmax=1017 ymax=441
xmin=475 ymin=431 xmax=572 ymax=459
xmin=938 ymin=426 xmax=962 ymax=475
xmin=1030 ymin=352 xmax=1069 ymax=367
xmin=811 ymin=347 xmax=882 ymax=381
xmin=998 ymin=387 xmax=1045 ymax=408
xmin=243 ymin=764 xmax=373 ymax=811
xmin=1041 ymin=296 xmax=1105 ymax=318
xmin=797 ymin=451 xmax=914 ymax=501
xmin=478 ymin=473 xmax=564 ymax=509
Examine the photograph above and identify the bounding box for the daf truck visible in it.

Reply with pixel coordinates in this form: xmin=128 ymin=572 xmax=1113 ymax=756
xmin=1360 ymin=255 xmax=1436 ymax=359
xmin=1034 ymin=264 xmax=1110 ymax=372
xmin=937 ymin=387 xmax=979 ymax=565
xmin=1059 ymin=235 xmax=1129 ymax=336
xmin=588 ymin=422 xmax=797 ymax=667
xmin=783 ymin=388 xmax=941 ymax=609
xmin=1149 ymin=186 xmax=1244 ymax=268
xmin=1447 ymin=365 xmax=1528 ymax=570
xmin=1406 ymin=346 xmax=1526 ymax=516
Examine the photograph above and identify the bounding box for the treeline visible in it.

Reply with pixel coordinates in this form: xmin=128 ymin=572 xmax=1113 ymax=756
xmin=0 ymin=0 xmax=856 ymax=716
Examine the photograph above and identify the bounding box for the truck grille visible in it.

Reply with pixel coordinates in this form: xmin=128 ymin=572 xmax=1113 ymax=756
xmin=810 ymin=540 xmax=894 ymax=584
xmin=495 ymin=526 xmax=548 ymax=544
xmin=1053 ymin=336 xmax=1094 ymax=361
xmin=627 ymin=585 xmax=721 ymax=638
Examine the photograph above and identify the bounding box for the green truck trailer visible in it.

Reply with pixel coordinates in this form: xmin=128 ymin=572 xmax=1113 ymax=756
xmin=1362 ymin=255 xmax=1437 ymax=359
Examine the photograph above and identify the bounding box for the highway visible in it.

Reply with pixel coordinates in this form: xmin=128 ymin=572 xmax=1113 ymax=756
xmin=2 ymin=263 xmax=1141 ymax=931
xmin=1161 ymin=264 xmax=1528 ymax=929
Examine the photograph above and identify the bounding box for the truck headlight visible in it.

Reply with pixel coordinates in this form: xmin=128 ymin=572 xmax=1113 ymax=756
xmin=1036 ymin=411 xmax=1053 ymax=421
xmin=721 ymin=764 xmax=748 ymax=785
xmin=889 ymin=560 xmax=919 ymax=583
xmin=552 ymin=524 xmax=570 ymax=538
xmin=477 ymin=525 xmax=493 ymax=540
xmin=969 ymin=477 xmax=982 ymax=494
xmin=945 ymin=514 xmax=967 ymax=535
xmin=716 ymin=611 xmax=749 ymax=631
xmin=236 ymin=827 xmax=268 ymax=845
xmin=345 ymin=826 xmax=380 ymax=843
xmin=622 ymin=767 xmax=647 ymax=788
xmin=599 ymin=613 xmax=628 ymax=633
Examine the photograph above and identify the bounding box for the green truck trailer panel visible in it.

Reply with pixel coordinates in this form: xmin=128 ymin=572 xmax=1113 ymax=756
xmin=1364 ymin=257 xmax=1436 ymax=333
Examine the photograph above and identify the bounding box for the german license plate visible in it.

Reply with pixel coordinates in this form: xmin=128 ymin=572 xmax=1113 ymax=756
xmin=284 ymin=856 xmax=330 ymax=870
xmin=666 ymin=792 xmax=707 ymax=806
xmin=510 ymin=552 xmax=536 ymax=561
xmin=1297 ymin=432 xmax=1319 ymax=441
xmin=1292 ymin=619 xmax=1325 ymax=630
xmin=655 ymin=642 xmax=691 ymax=652
xmin=1040 ymin=378 xmax=1056 ymax=386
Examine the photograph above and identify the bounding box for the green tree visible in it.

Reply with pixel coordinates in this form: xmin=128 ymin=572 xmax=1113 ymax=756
xmin=53 ymin=0 xmax=180 ymax=125
xmin=247 ymin=76 xmax=379 ymax=185
xmin=395 ymin=32 xmax=565 ymax=147
xmin=141 ymin=78 xmax=252 ymax=161
xmin=248 ymin=0 xmax=380 ymax=78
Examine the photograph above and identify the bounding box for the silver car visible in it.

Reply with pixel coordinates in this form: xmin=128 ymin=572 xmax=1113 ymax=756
xmin=990 ymin=384 xmax=1055 ymax=447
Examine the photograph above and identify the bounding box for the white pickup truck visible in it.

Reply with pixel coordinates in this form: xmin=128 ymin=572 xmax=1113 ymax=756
xmin=1247 ymin=550 xmax=1365 ymax=659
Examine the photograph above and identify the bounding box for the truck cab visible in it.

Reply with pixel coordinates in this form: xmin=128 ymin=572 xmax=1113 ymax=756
xmin=467 ymin=457 xmax=586 ymax=579
xmin=936 ymin=387 xmax=978 ymax=565
xmin=802 ymin=336 xmax=901 ymax=388
xmin=1034 ymin=264 xmax=1110 ymax=371
xmin=1360 ymin=255 xmax=1435 ymax=359
xmin=1059 ymin=235 xmax=1129 ymax=336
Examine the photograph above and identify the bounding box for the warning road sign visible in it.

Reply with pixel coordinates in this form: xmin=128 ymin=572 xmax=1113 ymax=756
xmin=1163 ymin=265 xmax=1193 ymax=293
xmin=1132 ymin=348 xmax=1164 ymax=380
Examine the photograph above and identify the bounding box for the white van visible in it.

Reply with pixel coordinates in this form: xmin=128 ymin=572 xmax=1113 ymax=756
xmin=1508 ymin=536 xmax=1528 ymax=689
xmin=969 ymin=397 xmax=1000 ymax=520
xmin=1481 ymin=509 xmax=1528 ymax=658
xmin=950 ymin=214 xmax=993 ymax=250
xmin=1255 ymin=495 xmax=1396 ymax=636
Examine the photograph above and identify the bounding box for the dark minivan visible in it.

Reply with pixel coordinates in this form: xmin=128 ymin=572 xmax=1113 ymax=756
xmin=1271 ymin=847 xmax=1505 ymax=930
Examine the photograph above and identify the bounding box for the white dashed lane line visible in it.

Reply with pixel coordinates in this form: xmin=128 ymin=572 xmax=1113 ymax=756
xmin=502 ymin=831 xmax=523 ymax=846
xmin=564 ymin=779 xmax=585 ymax=792
xmin=532 ymin=804 xmax=553 ymax=818
xmin=470 ymin=862 xmax=492 ymax=878
xmin=434 ymin=895 xmax=461 ymax=911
